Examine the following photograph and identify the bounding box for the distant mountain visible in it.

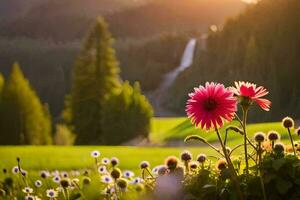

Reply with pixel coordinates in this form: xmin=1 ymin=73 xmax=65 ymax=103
xmin=0 ymin=0 xmax=46 ymax=20
xmin=0 ymin=0 xmax=246 ymax=41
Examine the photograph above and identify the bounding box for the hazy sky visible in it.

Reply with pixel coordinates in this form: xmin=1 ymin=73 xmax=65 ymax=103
xmin=241 ymin=0 xmax=258 ymax=3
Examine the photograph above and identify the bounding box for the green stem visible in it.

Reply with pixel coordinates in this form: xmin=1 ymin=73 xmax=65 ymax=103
xmin=146 ymin=168 xmax=155 ymax=179
xmin=242 ymin=108 xmax=249 ymax=177
xmin=215 ymin=128 xmax=244 ymax=200
xmin=287 ymin=128 xmax=296 ymax=156
xmin=234 ymin=113 xmax=256 ymax=149
xmin=184 ymin=161 xmax=189 ymax=173
xmin=258 ymin=142 xmax=267 ymax=200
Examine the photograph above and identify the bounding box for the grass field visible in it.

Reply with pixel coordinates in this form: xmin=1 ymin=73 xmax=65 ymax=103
xmin=0 ymin=146 xmax=214 ymax=177
xmin=0 ymin=117 xmax=295 ymax=177
xmin=150 ymin=117 xmax=291 ymax=146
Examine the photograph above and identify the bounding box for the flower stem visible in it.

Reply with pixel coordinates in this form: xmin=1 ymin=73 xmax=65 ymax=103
xmin=287 ymin=127 xmax=297 ymax=156
xmin=257 ymin=142 xmax=267 ymax=200
xmin=146 ymin=168 xmax=155 ymax=179
xmin=242 ymin=108 xmax=249 ymax=177
xmin=215 ymin=128 xmax=243 ymax=200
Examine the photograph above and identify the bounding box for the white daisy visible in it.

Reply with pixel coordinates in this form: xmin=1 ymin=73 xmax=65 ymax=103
xmin=98 ymin=166 xmax=107 ymax=174
xmin=101 ymin=175 xmax=113 ymax=184
xmin=34 ymin=180 xmax=42 ymax=187
xmin=91 ymin=150 xmax=100 ymax=158
xmin=123 ymin=170 xmax=134 ymax=178
xmin=40 ymin=170 xmax=50 ymax=179
xmin=61 ymin=171 xmax=68 ymax=178
xmin=46 ymin=189 xmax=58 ymax=198
xmin=22 ymin=186 xmax=33 ymax=194
xmin=12 ymin=166 xmax=19 ymax=174
xmin=101 ymin=158 xmax=110 ymax=165
xmin=25 ymin=195 xmax=36 ymax=200
xmin=131 ymin=177 xmax=142 ymax=184
xmin=52 ymin=176 xmax=61 ymax=183
xmin=152 ymin=165 xmax=161 ymax=175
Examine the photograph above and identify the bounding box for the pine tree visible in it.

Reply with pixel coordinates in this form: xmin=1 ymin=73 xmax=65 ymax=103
xmin=102 ymin=81 xmax=153 ymax=144
xmin=70 ymin=17 xmax=120 ymax=144
xmin=0 ymin=63 xmax=52 ymax=145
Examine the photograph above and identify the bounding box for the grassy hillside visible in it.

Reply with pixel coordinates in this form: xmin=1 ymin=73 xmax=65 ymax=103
xmin=150 ymin=118 xmax=292 ymax=146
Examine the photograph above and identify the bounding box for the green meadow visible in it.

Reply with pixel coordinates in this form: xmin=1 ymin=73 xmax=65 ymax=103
xmin=0 ymin=117 xmax=294 ymax=177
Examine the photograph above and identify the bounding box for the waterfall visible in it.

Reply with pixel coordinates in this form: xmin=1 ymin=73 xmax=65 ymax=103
xmin=152 ymin=38 xmax=197 ymax=116
xmin=158 ymin=38 xmax=197 ymax=91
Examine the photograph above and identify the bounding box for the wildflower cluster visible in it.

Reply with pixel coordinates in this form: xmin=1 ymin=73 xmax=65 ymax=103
xmin=184 ymin=81 xmax=300 ymax=199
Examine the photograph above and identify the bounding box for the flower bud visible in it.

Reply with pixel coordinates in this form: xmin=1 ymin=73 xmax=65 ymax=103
xmin=267 ymin=131 xmax=280 ymax=141
xmin=116 ymin=178 xmax=128 ymax=189
xmin=111 ymin=168 xmax=121 ymax=179
xmin=282 ymin=117 xmax=294 ymax=128
xmin=216 ymin=159 xmax=227 ymax=170
xmin=140 ymin=161 xmax=150 ymax=169
xmin=197 ymin=154 xmax=207 ymax=163
xmin=254 ymin=132 xmax=266 ymax=143
xmin=180 ymin=151 xmax=192 ymax=162
xmin=274 ymin=143 xmax=285 ymax=154
xmin=165 ymin=156 xmax=178 ymax=170
xmin=82 ymin=177 xmax=91 ymax=185
xmin=60 ymin=179 xmax=70 ymax=188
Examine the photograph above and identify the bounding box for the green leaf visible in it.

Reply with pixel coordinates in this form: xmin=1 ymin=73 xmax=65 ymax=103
xmin=184 ymin=135 xmax=207 ymax=143
xmin=272 ymin=158 xmax=286 ymax=171
xmin=276 ymin=178 xmax=293 ymax=195
xmin=226 ymin=125 xmax=244 ymax=135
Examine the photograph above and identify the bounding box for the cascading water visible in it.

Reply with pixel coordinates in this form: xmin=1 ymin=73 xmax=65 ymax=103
xmin=152 ymin=38 xmax=197 ymax=116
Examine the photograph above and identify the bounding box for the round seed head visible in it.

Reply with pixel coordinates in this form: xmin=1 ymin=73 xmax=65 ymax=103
xmin=165 ymin=156 xmax=178 ymax=170
xmin=274 ymin=142 xmax=285 ymax=154
xmin=110 ymin=157 xmax=119 ymax=167
xmin=60 ymin=179 xmax=70 ymax=188
xmin=267 ymin=131 xmax=280 ymax=141
xmin=111 ymin=168 xmax=122 ymax=179
xmin=189 ymin=161 xmax=199 ymax=170
xmin=295 ymin=127 xmax=300 ymax=136
xmin=197 ymin=154 xmax=207 ymax=163
xmin=282 ymin=117 xmax=294 ymax=128
xmin=34 ymin=180 xmax=42 ymax=187
xmin=140 ymin=161 xmax=150 ymax=169
xmin=216 ymin=159 xmax=227 ymax=170
xmin=82 ymin=177 xmax=91 ymax=185
xmin=180 ymin=151 xmax=192 ymax=162
xmin=116 ymin=178 xmax=128 ymax=189
xmin=254 ymin=132 xmax=266 ymax=143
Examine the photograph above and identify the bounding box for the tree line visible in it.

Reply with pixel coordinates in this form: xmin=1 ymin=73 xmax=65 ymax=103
xmin=168 ymin=0 xmax=300 ymax=122
xmin=0 ymin=17 xmax=153 ymax=145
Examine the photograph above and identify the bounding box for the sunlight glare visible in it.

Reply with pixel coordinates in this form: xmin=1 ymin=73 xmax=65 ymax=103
xmin=241 ymin=0 xmax=258 ymax=4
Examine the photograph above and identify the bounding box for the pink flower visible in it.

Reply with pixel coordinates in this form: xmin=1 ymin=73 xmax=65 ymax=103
xmin=231 ymin=81 xmax=271 ymax=111
xmin=186 ymin=82 xmax=237 ymax=130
